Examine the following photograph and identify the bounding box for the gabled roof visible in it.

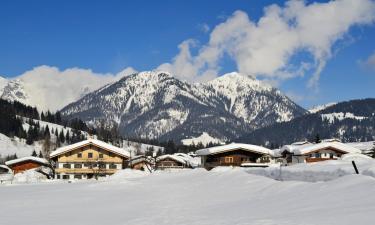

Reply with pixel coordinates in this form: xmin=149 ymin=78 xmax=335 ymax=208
xmin=50 ymin=139 xmax=130 ymax=158
xmin=5 ymin=156 xmax=49 ymax=166
xmin=156 ymin=155 xmax=188 ymax=165
xmin=282 ymin=141 xmax=361 ymax=155
xmin=0 ymin=165 xmax=11 ymax=171
xmin=195 ymin=143 xmax=272 ymax=156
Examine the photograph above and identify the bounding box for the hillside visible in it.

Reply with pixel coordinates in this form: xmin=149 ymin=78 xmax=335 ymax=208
xmin=237 ymin=98 xmax=375 ymax=147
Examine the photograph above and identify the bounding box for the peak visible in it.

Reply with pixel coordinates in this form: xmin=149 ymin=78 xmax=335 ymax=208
xmin=135 ymin=70 xmax=173 ymax=79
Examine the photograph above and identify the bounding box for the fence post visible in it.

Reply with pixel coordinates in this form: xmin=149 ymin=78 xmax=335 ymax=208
xmin=352 ymin=161 xmax=359 ymax=174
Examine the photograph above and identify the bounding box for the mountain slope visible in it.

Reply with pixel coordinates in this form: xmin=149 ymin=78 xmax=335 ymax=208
xmin=60 ymin=71 xmax=306 ymax=142
xmin=237 ymin=98 xmax=375 ymax=147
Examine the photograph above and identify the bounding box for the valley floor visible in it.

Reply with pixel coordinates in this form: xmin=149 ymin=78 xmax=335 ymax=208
xmin=1 ymin=163 xmax=375 ymax=225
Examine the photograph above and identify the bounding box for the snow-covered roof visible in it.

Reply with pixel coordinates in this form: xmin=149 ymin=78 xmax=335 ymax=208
xmin=5 ymin=156 xmax=49 ymax=166
xmin=129 ymin=155 xmax=153 ymax=165
xmin=156 ymin=154 xmax=189 ymax=165
xmin=50 ymin=139 xmax=130 ymax=158
xmin=0 ymin=165 xmax=11 ymax=171
xmin=346 ymin=141 xmax=374 ymax=153
xmin=195 ymin=143 xmax=272 ymax=156
xmin=282 ymin=141 xmax=361 ymax=155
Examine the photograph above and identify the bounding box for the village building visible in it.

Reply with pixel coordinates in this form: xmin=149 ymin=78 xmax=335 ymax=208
xmin=50 ymin=139 xmax=130 ymax=179
xmin=156 ymin=154 xmax=192 ymax=169
xmin=280 ymin=140 xmax=361 ymax=164
xmin=196 ymin=143 xmax=274 ymax=170
xmin=5 ymin=156 xmax=49 ymax=174
xmin=128 ymin=155 xmax=154 ymax=171
xmin=0 ymin=165 xmax=11 ymax=174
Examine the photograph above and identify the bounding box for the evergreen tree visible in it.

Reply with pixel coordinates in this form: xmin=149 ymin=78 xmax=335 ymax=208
xmin=370 ymin=142 xmax=375 ymax=159
xmin=38 ymin=151 xmax=43 ymax=158
xmin=315 ymin=134 xmax=321 ymax=143
xmin=59 ymin=130 xmax=65 ymax=143
xmin=31 ymin=150 xmax=37 ymax=157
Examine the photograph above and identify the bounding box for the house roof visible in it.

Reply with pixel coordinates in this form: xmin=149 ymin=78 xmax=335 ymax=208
xmin=129 ymin=155 xmax=153 ymax=165
xmin=50 ymin=139 xmax=130 ymax=158
xmin=5 ymin=156 xmax=49 ymax=166
xmin=281 ymin=141 xmax=361 ymax=155
xmin=156 ymin=155 xmax=188 ymax=165
xmin=0 ymin=165 xmax=11 ymax=171
xmin=195 ymin=143 xmax=272 ymax=156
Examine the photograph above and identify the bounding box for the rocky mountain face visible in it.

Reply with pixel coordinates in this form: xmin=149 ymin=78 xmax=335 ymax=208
xmin=237 ymin=98 xmax=375 ymax=147
xmin=60 ymin=71 xmax=306 ymax=143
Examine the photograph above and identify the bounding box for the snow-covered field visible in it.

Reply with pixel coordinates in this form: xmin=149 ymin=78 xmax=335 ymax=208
xmin=1 ymin=160 xmax=375 ymax=225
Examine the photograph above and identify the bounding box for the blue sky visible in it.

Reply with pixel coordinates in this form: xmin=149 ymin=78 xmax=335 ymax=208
xmin=1 ymin=0 xmax=375 ymax=108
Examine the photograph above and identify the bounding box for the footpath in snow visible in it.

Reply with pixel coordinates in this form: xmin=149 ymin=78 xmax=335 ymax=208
xmin=1 ymin=163 xmax=375 ymax=225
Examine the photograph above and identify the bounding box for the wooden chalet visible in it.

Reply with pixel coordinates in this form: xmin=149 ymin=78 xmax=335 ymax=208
xmin=196 ymin=143 xmax=273 ymax=170
xmin=156 ymin=154 xmax=191 ymax=169
xmin=50 ymin=139 xmax=130 ymax=179
xmin=129 ymin=155 xmax=153 ymax=171
xmin=5 ymin=156 xmax=49 ymax=174
xmin=280 ymin=140 xmax=361 ymax=164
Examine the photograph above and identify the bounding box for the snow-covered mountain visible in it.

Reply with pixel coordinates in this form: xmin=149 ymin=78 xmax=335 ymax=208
xmin=0 ymin=66 xmax=135 ymax=112
xmin=308 ymin=102 xmax=337 ymax=114
xmin=60 ymin=71 xmax=306 ymax=142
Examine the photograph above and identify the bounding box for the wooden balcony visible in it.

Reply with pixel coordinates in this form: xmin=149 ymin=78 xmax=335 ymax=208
xmin=55 ymin=168 xmax=118 ymax=174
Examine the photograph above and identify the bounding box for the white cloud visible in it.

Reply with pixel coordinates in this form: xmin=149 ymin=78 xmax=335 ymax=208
xmin=197 ymin=23 xmax=210 ymax=33
xmin=362 ymin=52 xmax=375 ymax=71
xmin=159 ymin=0 xmax=375 ymax=86
xmin=14 ymin=65 xmax=136 ymax=112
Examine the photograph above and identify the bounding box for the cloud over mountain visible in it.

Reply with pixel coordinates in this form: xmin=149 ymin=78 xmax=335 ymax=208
xmin=159 ymin=0 xmax=375 ymax=86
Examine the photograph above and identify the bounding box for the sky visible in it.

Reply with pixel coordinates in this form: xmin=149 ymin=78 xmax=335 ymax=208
xmin=1 ymin=0 xmax=375 ymax=108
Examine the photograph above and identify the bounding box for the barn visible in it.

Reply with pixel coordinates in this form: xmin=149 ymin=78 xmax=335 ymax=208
xmin=5 ymin=156 xmax=49 ymax=174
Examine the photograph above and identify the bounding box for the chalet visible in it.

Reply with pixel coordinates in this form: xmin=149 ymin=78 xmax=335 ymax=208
xmin=280 ymin=140 xmax=361 ymax=164
xmin=129 ymin=155 xmax=154 ymax=171
xmin=5 ymin=156 xmax=49 ymax=174
xmin=196 ymin=143 xmax=274 ymax=170
xmin=156 ymin=154 xmax=191 ymax=169
xmin=50 ymin=139 xmax=130 ymax=179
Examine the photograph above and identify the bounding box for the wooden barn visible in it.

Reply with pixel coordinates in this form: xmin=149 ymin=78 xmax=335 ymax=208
xmin=5 ymin=156 xmax=49 ymax=174
xmin=196 ymin=143 xmax=273 ymax=170
xmin=156 ymin=155 xmax=191 ymax=169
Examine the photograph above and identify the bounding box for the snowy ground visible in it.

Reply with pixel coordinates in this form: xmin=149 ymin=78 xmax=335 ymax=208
xmin=1 ymin=161 xmax=375 ymax=225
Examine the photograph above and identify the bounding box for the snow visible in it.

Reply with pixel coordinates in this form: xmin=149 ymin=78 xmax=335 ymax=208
xmin=196 ymin=143 xmax=272 ymax=156
xmin=50 ymin=139 xmax=130 ymax=158
xmin=0 ymin=133 xmax=43 ymax=158
xmin=245 ymin=156 xmax=375 ymax=182
xmin=281 ymin=141 xmax=361 ymax=155
xmin=346 ymin=141 xmax=374 ymax=154
xmin=181 ymin=132 xmax=225 ymax=146
xmin=11 ymin=168 xmax=50 ymax=184
xmin=321 ymin=112 xmax=367 ymax=123
xmin=308 ymin=102 xmax=336 ymax=113
xmin=156 ymin=154 xmax=189 ymax=165
xmin=1 ymin=168 xmax=375 ymax=224
xmin=5 ymin=156 xmax=49 ymax=166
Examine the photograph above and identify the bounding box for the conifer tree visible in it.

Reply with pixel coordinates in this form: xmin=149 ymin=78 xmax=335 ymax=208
xmin=31 ymin=150 xmax=37 ymax=157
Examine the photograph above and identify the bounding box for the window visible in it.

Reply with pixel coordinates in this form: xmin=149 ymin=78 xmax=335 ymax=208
xmin=63 ymin=164 xmax=71 ymax=169
xmin=74 ymin=164 xmax=82 ymax=169
xmin=74 ymin=175 xmax=82 ymax=179
xmin=98 ymin=163 xmax=106 ymax=169
xmin=99 ymin=153 xmax=104 ymax=158
xmin=109 ymin=164 xmax=117 ymax=169
xmin=77 ymin=153 xmax=82 ymax=158
xmin=330 ymin=153 xmax=334 ymax=159
xmin=88 ymin=153 xmax=93 ymax=158
xmin=56 ymin=175 xmax=61 ymax=179
xmin=62 ymin=175 xmax=69 ymax=179
xmin=315 ymin=153 xmax=321 ymax=158
xmin=224 ymin=157 xmax=234 ymax=163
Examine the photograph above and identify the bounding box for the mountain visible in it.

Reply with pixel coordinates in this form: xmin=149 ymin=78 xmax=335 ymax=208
xmin=60 ymin=71 xmax=306 ymax=143
xmin=237 ymin=98 xmax=375 ymax=147
xmin=308 ymin=102 xmax=336 ymax=114
xmin=0 ymin=66 xmax=135 ymax=112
